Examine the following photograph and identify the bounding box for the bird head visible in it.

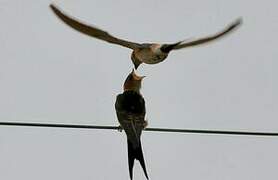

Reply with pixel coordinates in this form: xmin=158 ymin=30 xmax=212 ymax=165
xmin=123 ymin=69 xmax=145 ymax=93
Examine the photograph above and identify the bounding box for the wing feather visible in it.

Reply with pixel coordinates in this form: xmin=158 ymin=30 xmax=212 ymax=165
xmin=50 ymin=4 xmax=140 ymax=50
xmin=174 ymin=18 xmax=242 ymax=49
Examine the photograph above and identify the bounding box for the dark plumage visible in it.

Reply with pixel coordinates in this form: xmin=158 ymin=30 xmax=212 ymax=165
xmin=115 ymin=71 xmax=148 ymax=180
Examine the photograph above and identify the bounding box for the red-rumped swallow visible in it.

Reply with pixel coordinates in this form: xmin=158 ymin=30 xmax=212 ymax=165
xmin=115 ymin=70 xmax=148 ymax=180
xmin=50 ymin=4 xmax=242 ymax=69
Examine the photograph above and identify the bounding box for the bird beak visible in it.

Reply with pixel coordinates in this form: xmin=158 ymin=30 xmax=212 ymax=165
xmin=132 ymin=69 xmax=146 ymax=80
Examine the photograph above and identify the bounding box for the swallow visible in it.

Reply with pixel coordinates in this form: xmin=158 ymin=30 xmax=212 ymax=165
xmin=115 ymin=70 xmax=148 ymax=180
xmin=50 ymin=4 xmax=242 ymax=69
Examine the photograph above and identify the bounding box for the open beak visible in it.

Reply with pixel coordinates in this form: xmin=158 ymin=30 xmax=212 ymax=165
xmin=132 ymin=69 xmax=146 ymax=80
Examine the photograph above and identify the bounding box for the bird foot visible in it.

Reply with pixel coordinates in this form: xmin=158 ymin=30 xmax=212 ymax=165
xmin=117 ymin=125 xmax=123 ymax=132
xmin=143 ymin=120 xmax=148 ymax=129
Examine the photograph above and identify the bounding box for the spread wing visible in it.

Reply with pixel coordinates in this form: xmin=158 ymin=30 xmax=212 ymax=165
xmin=50 ymin=4 xmax=141 ymax=50
xmin=173 ymin=18 xmax=242 ymax=50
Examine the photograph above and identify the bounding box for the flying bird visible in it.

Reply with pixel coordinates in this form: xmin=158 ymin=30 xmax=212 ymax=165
xmin=50 ymin=4 xmax=242 ymax=69
xmin=115 ymin=70 xmax=148 ymax=180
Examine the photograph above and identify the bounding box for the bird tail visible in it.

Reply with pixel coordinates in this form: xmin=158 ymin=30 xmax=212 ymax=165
xmin=127 ymin=139 xmax=149 ymax=180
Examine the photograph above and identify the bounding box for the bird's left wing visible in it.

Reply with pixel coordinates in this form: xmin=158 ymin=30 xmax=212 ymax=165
xmin=173 ymin=18 xmax=242 ymax=50
xmin=50 ymin=4 xmax=141 ymax=50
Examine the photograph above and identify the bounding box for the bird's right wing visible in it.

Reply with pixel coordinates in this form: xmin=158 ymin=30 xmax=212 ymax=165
xmin=49 ymin=4 xmax=141 ymax=50
xmin=173 ymin=18 xmax=242 ymax=50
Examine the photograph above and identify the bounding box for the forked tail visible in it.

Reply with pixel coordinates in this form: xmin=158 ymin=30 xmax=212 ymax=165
xmin=127 ymin=139 xmax=149 ymax=180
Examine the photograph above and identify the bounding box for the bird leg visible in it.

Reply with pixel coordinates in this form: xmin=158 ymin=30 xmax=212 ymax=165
xmin=143 ymin=119 xmax=148 ymax=129
xmin=117 ymin=125 xmax=123 ymax=132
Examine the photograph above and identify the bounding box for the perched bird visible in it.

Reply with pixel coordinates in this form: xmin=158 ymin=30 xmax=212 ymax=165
xmin=115 ymin=70 xmax=148 ymax=180
xmin=50 ymin=4 xmax=242 ymax=69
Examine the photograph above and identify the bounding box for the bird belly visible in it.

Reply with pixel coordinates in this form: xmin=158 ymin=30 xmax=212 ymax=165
xmin=135 ymin=49 xmax=167 ymax=64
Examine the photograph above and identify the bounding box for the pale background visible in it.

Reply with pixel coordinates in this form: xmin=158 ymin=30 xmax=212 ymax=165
xmin=0 ymin=0 xmax=277 ymax=179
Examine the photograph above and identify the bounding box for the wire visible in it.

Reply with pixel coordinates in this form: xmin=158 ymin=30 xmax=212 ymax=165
xmin=0 ymin=121 xmax=277 ymax=137
xmin=144 ymin=128 xmax=278 ymax=136
xmin=0 ymin=122 xmax=118 ymax=130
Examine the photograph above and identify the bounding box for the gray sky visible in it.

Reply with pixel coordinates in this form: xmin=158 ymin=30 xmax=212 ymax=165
xmin=0 ymin=0 xmax=277 ymax=179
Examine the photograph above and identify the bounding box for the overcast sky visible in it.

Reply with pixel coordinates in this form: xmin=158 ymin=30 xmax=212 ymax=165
xmin=0 ymin=0 xmax=277 ymax=180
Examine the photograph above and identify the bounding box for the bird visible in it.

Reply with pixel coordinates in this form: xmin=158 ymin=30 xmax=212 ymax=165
xmin=115 ymin=69 xmax=148 ymax=180
xmin=50 ymin=4 xmax=242 ymax=69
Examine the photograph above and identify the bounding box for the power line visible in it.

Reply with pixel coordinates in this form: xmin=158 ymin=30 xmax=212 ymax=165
xmin=144 ymin=127 xmax=278 ymax=136
xmin=0 ymin=121 xmax=277 ymax=137
xmin=0 ymin=122 xmax=118 ymax=130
